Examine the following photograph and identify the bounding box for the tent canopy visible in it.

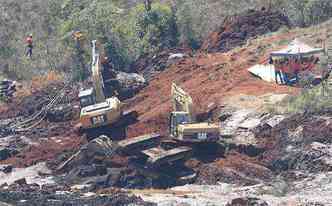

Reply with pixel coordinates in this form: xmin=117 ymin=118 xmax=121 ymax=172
xmin=270 ymin=39 xmax=324 ymax=57
xmin=248 ymin=64 xmax=276 ymax=83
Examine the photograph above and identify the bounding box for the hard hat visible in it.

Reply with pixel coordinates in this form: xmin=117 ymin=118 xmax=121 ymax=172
xmin=29 ymin=34 xmax=33 ymax=37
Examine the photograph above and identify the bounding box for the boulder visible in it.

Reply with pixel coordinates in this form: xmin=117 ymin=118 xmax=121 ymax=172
xmin=57 ymin=135 xmax=115 ymax=172
xmin=226 ymin=197 xmax=269 ymax=206
xmin=116 ymin=72 xmax=147 ymax=99
xmin=0 ymin=165 xmax=13 ymax=173
xmin=0 ymin=147 xmax=18 ymax=161
xmin=167 ymin=53 xmax=187 ymax=66
xmin=13 ymin=178 xmax=27 ymax=186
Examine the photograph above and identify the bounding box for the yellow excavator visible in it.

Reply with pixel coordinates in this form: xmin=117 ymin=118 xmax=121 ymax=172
xmin=117 ymin=83 xmax=220 ymax=167
xmin=170 ymin=83 xmax=220 ymax=143
xmin=78 ymin=40 xmax=137 ymax=138
xmin=114 ymin=83 xmax=221 ymax=185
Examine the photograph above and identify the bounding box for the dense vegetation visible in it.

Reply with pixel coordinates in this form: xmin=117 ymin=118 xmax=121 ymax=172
xmin=1 ymin=0 xmax=332 ymax=80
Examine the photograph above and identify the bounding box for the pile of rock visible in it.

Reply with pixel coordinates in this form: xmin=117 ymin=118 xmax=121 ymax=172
xmin=0 ymin=80 xmax=16 ymax=99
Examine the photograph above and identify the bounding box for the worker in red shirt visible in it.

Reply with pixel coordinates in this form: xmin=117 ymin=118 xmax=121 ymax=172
xmin=280 ymin=59 xmax=290 ymax=85
xmin=274 ymin=58 xmax=284 ymax=84
xmin=25 ymin=34 xmax=33 ymax=58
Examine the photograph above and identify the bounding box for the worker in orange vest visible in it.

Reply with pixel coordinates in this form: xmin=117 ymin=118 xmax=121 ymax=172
xmin=25 ymin=34 xmax=33 ymax=58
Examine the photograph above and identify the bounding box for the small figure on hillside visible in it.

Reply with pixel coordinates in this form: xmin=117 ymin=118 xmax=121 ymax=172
xmin=274 ymin=59 xmax=285 ymax=85
xmin=144 ymin=0 xmax=152 ymax=12
xmin=25 ymin=34 xmax=33 ymax=58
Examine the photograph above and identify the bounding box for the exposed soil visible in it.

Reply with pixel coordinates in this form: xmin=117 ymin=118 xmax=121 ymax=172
xmin=126 ymin=32 xmax=299 ymax=138
xmin=201 ymin=9 xmax=290 ymax=53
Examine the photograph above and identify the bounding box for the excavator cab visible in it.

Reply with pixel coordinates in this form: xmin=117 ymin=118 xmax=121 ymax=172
xmin=79 ymin=88 xmax=95 ymax=108
xmin=169 ymin=111 xmax=191 ymax=138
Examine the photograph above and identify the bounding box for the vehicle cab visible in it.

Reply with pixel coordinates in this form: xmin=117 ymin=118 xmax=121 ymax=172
xmin=169 ymin=111 xmax=191 ymax=138
xmin=79 ymin=88 xmax=96 ymax=108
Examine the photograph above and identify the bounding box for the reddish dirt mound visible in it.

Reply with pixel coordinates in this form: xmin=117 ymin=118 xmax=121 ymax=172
xmin=201 ymin=9 xmax=290 ymax=53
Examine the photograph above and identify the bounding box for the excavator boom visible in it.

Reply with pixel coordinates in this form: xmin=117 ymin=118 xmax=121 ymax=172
xmin=91 ymin=40 xmax=106 ymax=103
xmin=171 ymin=83 xmax=194 ymax=121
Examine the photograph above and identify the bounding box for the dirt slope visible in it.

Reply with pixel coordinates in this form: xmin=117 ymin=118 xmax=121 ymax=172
xmin=126 ymin=31 xmax=302 ymax=137
xmin=201 ymin=9 xmax=290 ymax=53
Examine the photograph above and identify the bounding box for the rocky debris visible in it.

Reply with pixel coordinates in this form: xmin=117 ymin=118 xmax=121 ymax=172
xmin=46 ymin=104 xmax=74 ymax=122
xmin=115 ymin=72 xmax=147 ymax=100
xmin=13 ymin=178 xmax=26 ymax=186
xmin=59 ymin=135 xmax=189 ymax=189
xmin=195 ymin=163 xmax=259 ymax=186
xmin=0 ymin=118 xmax=26 ymax=137
xmin=130 ymin=49 xmax=190 ymax=81
xmin=194 ymin=153 xmax=274 ymax=186
xmin=226 ymin=197 xmax=269 ymax=206
xmin=283 ymin=142 xmax=332 ymax=173
xmin=4 ymin=82 xmax=72 ymax=118
xmin=201 ymin=10 xmax=290 ymax=53
xmin=0 ymin=80 xmax=16 ymax=99
xmin=102 ymin=71 xmax=147 ymax=100
xmin=0 ymin=184 xmax=155 ymax=206
xmin=259 ymin=115 xmax=332 ymax=176
xmin=136 ymin=171 xmax=332 ymax=205
xmin=56 ymin=135 xmax=115 ymax=173
xmin=0 ymin=165 xmax=13 ymax=174
xmin=0 ymin=147 xmax=18 ymax=161
xmin=0 ymin=162 xmax=54 ymax=186
xmin=219 ymin=109 xmax=268 ymax=147
xmin=65 ymin=166 xmax=156 ymax=191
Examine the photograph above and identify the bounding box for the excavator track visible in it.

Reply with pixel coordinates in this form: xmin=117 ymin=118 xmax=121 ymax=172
xmin=143 ymin=146 xmax=192 ymax=167
xmin=117 ymin=133 xmax=193 ymax=168
xmin=117 ymin=133 xmax=161 ymax=155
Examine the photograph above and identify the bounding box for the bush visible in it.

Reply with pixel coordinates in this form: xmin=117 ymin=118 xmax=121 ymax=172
xmin=265 ymin=0 xmax=332 ymax=27
xmin=114 ymin=3 xmax=178 ymax=59
xmin=57 ymin=1 xmax=178 ymax=71
xmin=285 ymin=84 xmax=332 ymax=114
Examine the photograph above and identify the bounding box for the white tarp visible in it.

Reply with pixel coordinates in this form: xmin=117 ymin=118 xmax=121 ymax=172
xmin=248 ymin=64 xmax=277 ymax=83
xmin=270 ymin=39 xmax=324 ymax=57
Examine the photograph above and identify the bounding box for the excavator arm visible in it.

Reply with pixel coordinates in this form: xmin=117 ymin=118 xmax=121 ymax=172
xmin=91 ymin=40 xmax=106 ymax=103
xmin=171 ymin=83 xmax=194 ymax=121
